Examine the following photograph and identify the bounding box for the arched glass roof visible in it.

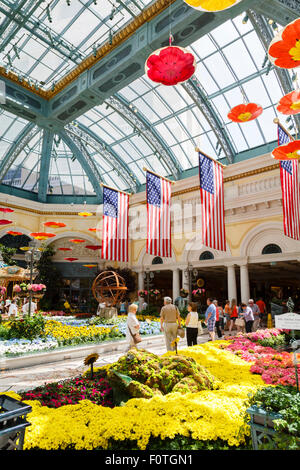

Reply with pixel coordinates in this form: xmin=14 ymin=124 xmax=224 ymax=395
xmin=0 ymin=0 xmax=298 ymax=201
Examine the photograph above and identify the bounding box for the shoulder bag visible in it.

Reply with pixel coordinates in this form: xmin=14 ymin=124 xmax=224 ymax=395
xmin=129 ymin=324 xmax=142 ymax=344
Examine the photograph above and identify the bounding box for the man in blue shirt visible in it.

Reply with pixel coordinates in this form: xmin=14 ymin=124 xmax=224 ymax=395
xmin=205 ymin=298 xmax=216 ymax=341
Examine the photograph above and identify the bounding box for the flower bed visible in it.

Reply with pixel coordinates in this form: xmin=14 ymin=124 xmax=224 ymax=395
xmin=4 ymin=340 xmax=265 ymax=450
xmin=0 ymin=315 xmax=162 ymax=357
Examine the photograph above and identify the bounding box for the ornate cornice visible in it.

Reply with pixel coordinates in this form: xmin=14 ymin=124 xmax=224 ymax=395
xmin=0 ymin=0 xmax=176 ymax=100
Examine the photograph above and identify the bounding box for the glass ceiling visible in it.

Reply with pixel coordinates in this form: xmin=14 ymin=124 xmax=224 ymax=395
xmin=0 ymin=1 xmax=296 ymax=198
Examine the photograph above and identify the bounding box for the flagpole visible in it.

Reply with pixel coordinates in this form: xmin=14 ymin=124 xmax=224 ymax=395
xmin=143 ymin=167 xmax=176 ymax=184
xmin=273 ymin=118 xmax=295 ymax=142
xmin=195 ymin=147 xmax=227 ymax=168
xmin=100 ymin=183 xmax=132 ymax=196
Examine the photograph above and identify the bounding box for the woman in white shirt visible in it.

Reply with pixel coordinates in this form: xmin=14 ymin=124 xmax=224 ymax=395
xmin=185 ymin=302 xmax=199 ymax=347
xmin=126 ymin=303 xmax=140 ymax=351
xmin=8 ymin=299 xmax=18 ymax=317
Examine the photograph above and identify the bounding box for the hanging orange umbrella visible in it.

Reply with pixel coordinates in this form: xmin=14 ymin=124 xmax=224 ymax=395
xmin=85 ymin=245 xmax=102 ymax=251
xmin=228 ymin=103 xmax=263 ymax=123
xmin=0 ymin=219 xmax=12 ymax=225
xmin=272 ymin=140 xmax=300 ymax=160
xmin=30 ymin=232 xmax=56 ymax=240
xmin=268 ymin=18 xmax=300 ymax=69
xmin=44 ymin=222 xmax=66 ymax=228
xmin=88 ymin=228 xmax=100 ymax=232
xmin=69 ymin=239 xmax=85 ymax=244
xmin=78 ymin=212 xmax=93 ymax=217
xmin=0 ymin=207 xmax=14 ymax=213
xmin=83 ymin=264 xmax=98 ymax=268
xmin=183 ymin=0 xmax=242 ymax=11
xmin=7 ymin=231 xmax=23 ymax=236
xmin=277 ymin=90 xmax=300 ymax=115
xmin=64 ymin=257 xmax=78 ymax=262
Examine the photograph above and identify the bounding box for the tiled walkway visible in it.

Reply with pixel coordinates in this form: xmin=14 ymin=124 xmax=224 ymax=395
xmin=0 ymin=332 xmax=216 ymax=394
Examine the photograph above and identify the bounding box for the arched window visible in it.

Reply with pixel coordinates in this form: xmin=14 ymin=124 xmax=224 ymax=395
xmin=0 ymin=234 xmax=31 ymax=254
xmin=199 ymin=251 xmax=214 ymax=260
xmin=152 ymin=256 xmax=163 ymax=265
xmin=262 ymin=244 xmax=282 ymax=255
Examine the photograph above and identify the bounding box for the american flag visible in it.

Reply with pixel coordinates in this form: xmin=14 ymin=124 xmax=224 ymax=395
xmin=199 ymin=152 xmax=226 ymax=251
xmin=146 ymin=171 xmax=172 ymax=257
xmin=278 ymin=124 xmax=300 ymax=240
xmin=101 ymin=186 xmax=129 ymax=262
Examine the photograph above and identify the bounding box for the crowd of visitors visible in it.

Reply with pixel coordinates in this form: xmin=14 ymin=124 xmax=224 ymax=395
xmin=125 ymin=295 xmax=268 ymax=353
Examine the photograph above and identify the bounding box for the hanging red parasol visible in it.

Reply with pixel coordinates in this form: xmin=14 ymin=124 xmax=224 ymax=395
xmin=228 ymin=103 xmax=263 ymax=123
xmin=44 ymin=221 xmax=66 ymax=228
xmin=277 ymin=90 xmax=300 ymax=115
xmin=0 ymin=219 xmax=13 ymax=225
xmin=85 ymin=245 xmax=102 ymax=251
xmin=88 ymin=228 xmax=100 ymax=232
xmin=64 ymin=257 xmax=78 ymax=262
xmin=268 ymin=18 xmax=300 ymax=69
xmin=145 ymin=35 xmax=196 ymax=86
xmin=0 ymin=207 xmax=14 ymax=213
xmin=58 ymin=247 xmax=72 ymax=251
xmin=272 ymin=140 xmax=300 ymax=160
xmin=7 ymin=231 xmax=23 ymax=236
xmin=183 ymin=0 xmax=242 ymax=11
xmin=69 ymin=239 xmax=85 ymax=244
xmin=30 ymin=232 xmax=56 ymax=240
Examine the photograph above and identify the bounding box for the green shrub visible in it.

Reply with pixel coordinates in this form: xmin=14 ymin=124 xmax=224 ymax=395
xmin=7 ymin=313 xmax=46 ymax=341
xmin=0 ymin=323 xmax=10 ymax=340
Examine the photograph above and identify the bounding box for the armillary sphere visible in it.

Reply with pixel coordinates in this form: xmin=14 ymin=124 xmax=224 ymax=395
xmin=92 ymin=270 xmax=127 ymax=306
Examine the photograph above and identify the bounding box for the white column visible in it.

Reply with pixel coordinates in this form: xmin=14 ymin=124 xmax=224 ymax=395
xmin=227 ymin=264 xmax=237 ymax=302
xmin=240 ymin=264 xmax=250 ymax=303
xmin=172 ymin=268 xmax=180 ymax=302
xmin=182 ymin=267 xmax=189 ymax=291
xmin=137 ymin=271 xmax=144 ymax=311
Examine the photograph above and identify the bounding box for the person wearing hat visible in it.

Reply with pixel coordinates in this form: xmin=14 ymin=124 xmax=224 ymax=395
xmin=160 ymin=296 xmax=181 ymax=352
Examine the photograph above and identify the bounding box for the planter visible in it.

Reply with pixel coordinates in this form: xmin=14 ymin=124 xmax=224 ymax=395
xmin=0 ymin=395 xmax=32 ymax=450
xmin=247 ymin=405 xmax=282 ymax=450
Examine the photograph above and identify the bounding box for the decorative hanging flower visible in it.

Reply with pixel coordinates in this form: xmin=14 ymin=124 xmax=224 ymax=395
xmin=0 ymin=219 xmax=12 ymax=225
xmin=44 ymin=222 xmax=66 ymax=228
xmin=228 ymin=103 xmax=263 ymax=123
xmin=30 ymin=232 xmax=56 ymax=240
xmin=78 ymin=212 xmax=93 ymax=217
xmin=64 ymin=257 xmax=78 ymax=262
xmin=13 ymin=284 xmax=21 ymax=293
xmin=7 ymin=231 xmax=22 ymax=236
xmin=85 ymin=245 xmax=102 ymax=251
xmin=138 ymin=290 xmax=148 ymax=297
xmin=268 ymin=18 xmax=300 ymax=69
xmin=0 ymin=207 xmax=14 ymax=213
xmin=58 ymin=247 xmax=72 ymax=251
xmin=272 ymin=140 xmax=300 ymax=160
xmin=192 ymin=288 xmax=205 ymax=295
xmin=88 ymin=228 xmax=100 ymax=232
xmin=183 ymin=0 xmax=241 ymax=12
xmin=69 ymin=239 xmax=85 ymax=244
xmin=20 ymin=246 xmax=30 ymax=251
xmin=83 ymin=264 xmax=98 ymax=268
xmin=277 ymin=90 xmax=300 ymax=115
xmin=149 ymin=289 xmax=160 ymax=296
xmin=145 ymin=44 xmax=196 ymax=86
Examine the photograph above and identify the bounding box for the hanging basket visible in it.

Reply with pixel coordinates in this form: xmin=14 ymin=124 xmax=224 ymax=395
xmin=145 ymin=45 xmax=196 ymax=86
xmin=268 ymin=18 xmax=300 ymax=69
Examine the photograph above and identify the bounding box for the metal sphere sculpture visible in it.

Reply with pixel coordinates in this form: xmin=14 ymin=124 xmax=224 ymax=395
xmin=92 ymin=270 xmax=127 ymax=306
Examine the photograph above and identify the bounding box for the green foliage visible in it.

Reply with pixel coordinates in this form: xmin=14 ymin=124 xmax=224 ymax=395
xmin=248 ymin=385 xmax=300 ymax=450
xmin=0 ymin=323 xmax=10 ymax=339
xmin=7 ymin=313 xmax=46 ymax=341
xmin=0 ymin=244 xmax=17 ymax=265
xmin=256 ymin=334 xmax=286 ymax=348
xmin=140 ymin=305 xmax=160 ymax=317
xmin=36 ymin=245 xmax=62 ymax=310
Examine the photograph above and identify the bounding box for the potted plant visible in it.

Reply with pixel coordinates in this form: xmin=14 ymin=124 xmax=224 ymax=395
xmin=138 ymin=290 xmax=148 ymax=298
xmin=149 ymin=289 xmax=160 ymax=297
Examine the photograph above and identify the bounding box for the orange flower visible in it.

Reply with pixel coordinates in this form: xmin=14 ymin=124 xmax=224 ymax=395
xmin=30 ymin=232 xmax=56 ymax=240
xmin=83 ymin=264 xmax=98 ymax=268
xmin=272 ymin=140 xmax=300 ymax=160
xmin=277 ymin=90 xmax=300 ymax=115
xmin=228 ymin=103 xmax=263 ymax=123
xmin=88 ymin=228 xmax=100 ymax=232
xmin=268 ymin=19 xmax=300 ymax=69
xmin=78 ymin=212 xmax=93 ymax=217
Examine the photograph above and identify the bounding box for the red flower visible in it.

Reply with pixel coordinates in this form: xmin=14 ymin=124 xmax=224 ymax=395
xmin=145 ymin=46 xmax=196 ymax=86
xmin=44 ymin=221 xmax=66 ymax=228
xmin=85 ymin=245 xmax=102 ymax=250
xmin=64 ymin=257 xmax=78 ymax=262
xmin=69 ymin=239 xmax=85 ymax=244
xmin=7 ymin=231 xmax=22 ymax=236
xmin=277 ymin=90 xmax=300 ymax=115
xmin=0 ymin=219 xmax=12 ymax=225
xmin=30 ymin=232 xmax=56 ymax=240
xmin=0 ymin=207 xmax=14 ymax=213
xmin=228 ymin=103 xmax=263 ymax=123
xmin=58 ymin=247 xmax=72 ymax=251
xmin=268 ymin=18 xmax=300 ymax=69
xmin=272 ymin=140 xmax=300 ymax=160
